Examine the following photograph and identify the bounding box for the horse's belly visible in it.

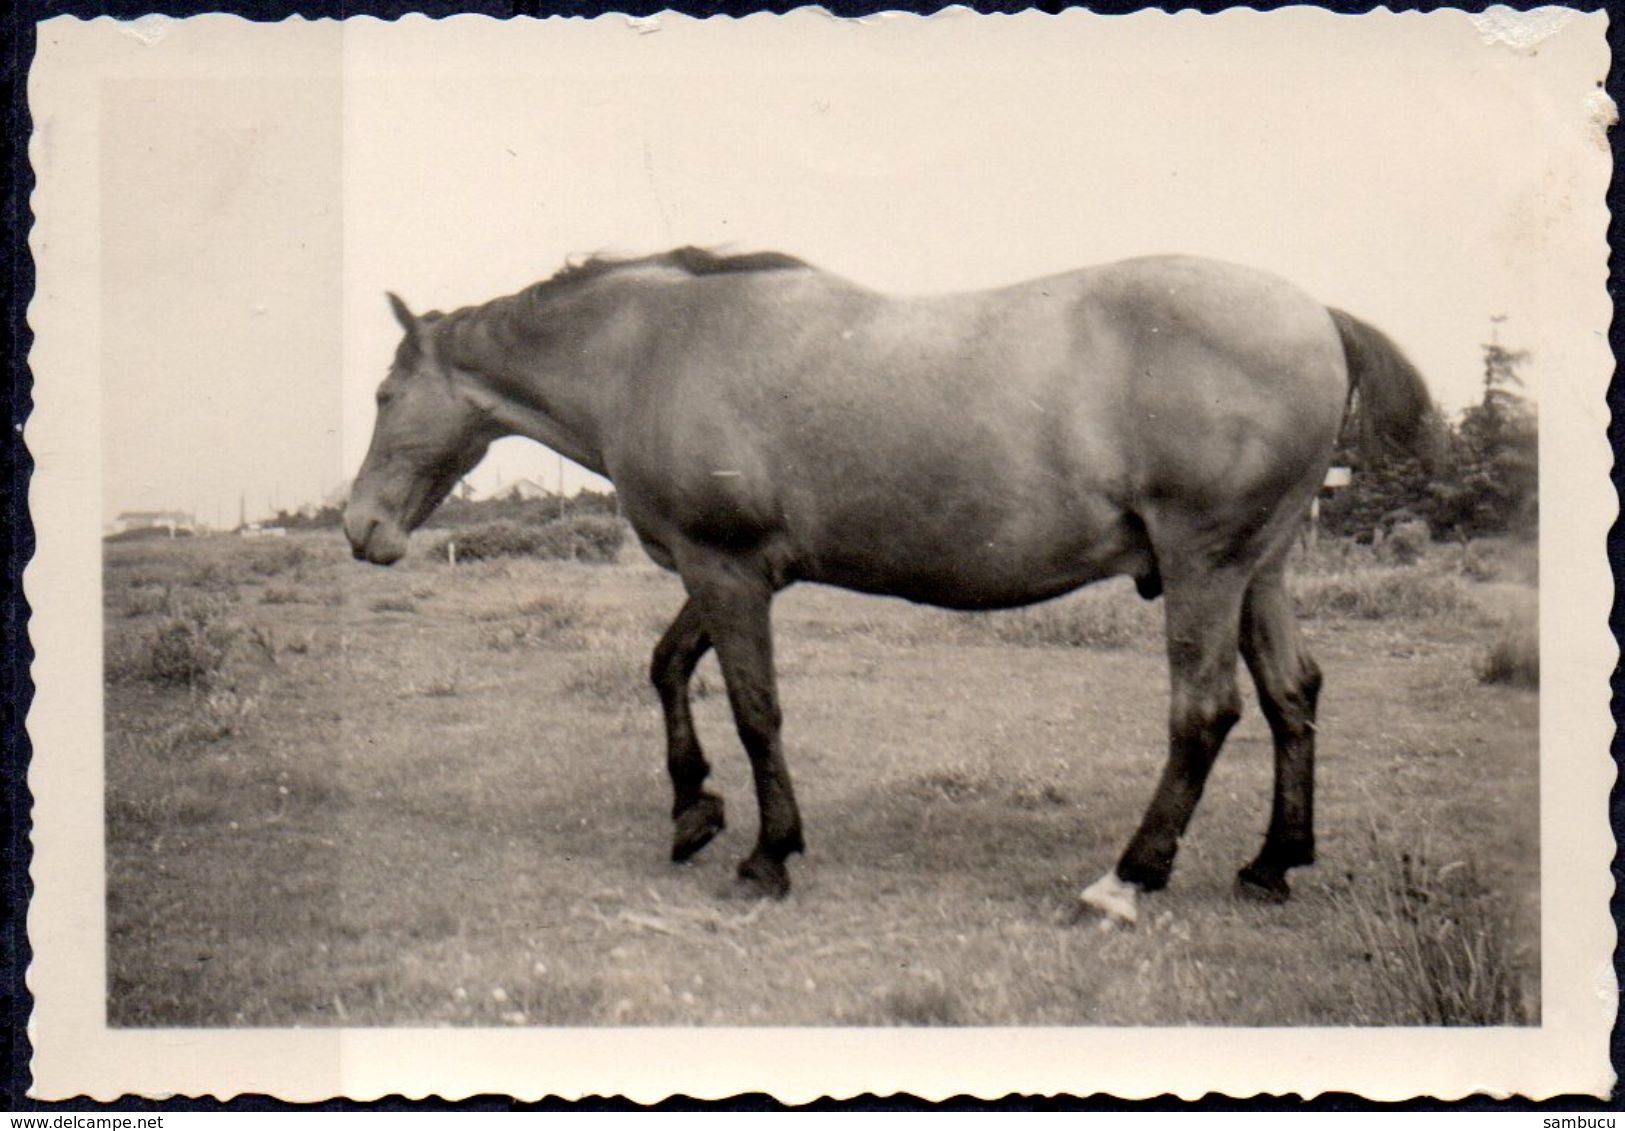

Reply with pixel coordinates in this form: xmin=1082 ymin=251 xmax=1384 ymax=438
xmin=798 ymin=506 xmax=1150 ymax=611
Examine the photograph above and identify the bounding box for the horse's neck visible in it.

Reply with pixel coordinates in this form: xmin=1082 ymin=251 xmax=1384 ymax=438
xmin=442 ymin=291 xmax=621 ymax=476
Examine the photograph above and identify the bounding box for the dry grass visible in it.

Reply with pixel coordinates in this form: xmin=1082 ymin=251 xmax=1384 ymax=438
xmin=481 ymin=595 xmax=590 ymax=652
xmin=1336 ymin=826 xmax=1532 ymax=1025
xmin=1291 ymin=568 xmax=1478 ymax=622
xmin=102 ymin=531 xmax=1539 ymax=1028
xmin=956 ymin=585 xmax=1160 ymax=650
xmin=247 ymin=542 xmax=312 ymax=578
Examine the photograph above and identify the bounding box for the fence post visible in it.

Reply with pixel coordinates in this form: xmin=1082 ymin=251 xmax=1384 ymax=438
xmin=448 ymin=541 xmax=457 ymax=567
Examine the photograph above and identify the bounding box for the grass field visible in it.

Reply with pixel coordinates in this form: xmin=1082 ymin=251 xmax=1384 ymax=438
xmin=103 ymin=530 xmax=1539 ymax=1027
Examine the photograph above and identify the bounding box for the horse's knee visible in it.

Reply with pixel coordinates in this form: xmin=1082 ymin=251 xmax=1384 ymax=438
xmin=1172 ymin=685 xmax=1241 ymax=754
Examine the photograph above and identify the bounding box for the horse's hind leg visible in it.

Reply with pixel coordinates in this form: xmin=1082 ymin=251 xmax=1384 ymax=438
xmin=1236 ymin=560 xmax=1322 ymax=902
xmin=1082 ymin=563 xmax=1248 ymax=922
xmin=682 ymin=558 xmax=804 ymax=898
xmin=652 ymin=599 xmax=726 ymax=861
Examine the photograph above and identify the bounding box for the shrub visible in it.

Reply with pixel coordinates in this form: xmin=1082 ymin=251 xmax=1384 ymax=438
xmin=248 ymin=542 xmax=311 ymax=577
xmin=123 ymin=587 xmax=174 ymax=618
xmin=145 ymin=602 xmax=240 ymax=688
xmin=1382 ymin=519 xmax=1431 ymax=566
xmin=1477 ymin=609 xmax=1538 ymax=688
xmin=438 ymin=523 xmax=545 ymax=563
xmin=539 ymin=514 xmax=626 ymax=563
xmin=438 ymin=516 xmax=626 ymax=565
xmin=183 ymin=561 xmax=237 ymax=593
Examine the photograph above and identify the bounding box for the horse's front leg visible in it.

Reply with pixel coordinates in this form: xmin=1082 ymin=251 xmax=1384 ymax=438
xmin=651 ymin=598 xmax=725 ymax=862
xmin=680 ymin=556 xmax=803 ymax=898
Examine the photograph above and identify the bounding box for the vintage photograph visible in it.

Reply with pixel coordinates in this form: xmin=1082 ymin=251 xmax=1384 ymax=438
xmin=27 ymin=8 xmax=1613 ymax=1101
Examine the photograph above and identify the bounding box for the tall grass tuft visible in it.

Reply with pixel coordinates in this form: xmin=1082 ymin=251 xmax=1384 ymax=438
xmin=145 ymin=600 xmax=240 ymax=688
xmin=1477 ymin=608 xmax=1538 ymax=688
xmin=1339 ymin=829 xmax=1531 ymax=1025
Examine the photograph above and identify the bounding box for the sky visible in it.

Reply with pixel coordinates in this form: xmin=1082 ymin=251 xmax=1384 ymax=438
xmin=96 ymin=11 xmax=1609 ymax=527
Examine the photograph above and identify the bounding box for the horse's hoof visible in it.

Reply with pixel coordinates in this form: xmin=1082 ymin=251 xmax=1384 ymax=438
xmin=1235 ymin=864 xmax=1291 ymax=903
xmin=671 ymin=794 xmax=726 ymax=863
xmin=734 ymin=853 xmax=791 ymax=900
xmin=1078 ymin=870 xmax=1141 ymax=925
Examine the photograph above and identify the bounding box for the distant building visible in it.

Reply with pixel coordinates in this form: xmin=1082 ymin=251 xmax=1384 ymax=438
xmin=475 ymin=477 xmax=555 ymax=502
xmin=111 ymin=510 xmax=195 ymax=536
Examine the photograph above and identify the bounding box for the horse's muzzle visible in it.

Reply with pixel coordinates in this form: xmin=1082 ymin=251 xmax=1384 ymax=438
xmin=343 ymin=504 xmax=407 ymax=565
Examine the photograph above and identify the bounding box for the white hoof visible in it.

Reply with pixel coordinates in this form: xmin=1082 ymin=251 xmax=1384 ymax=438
xmin=1079 ymin=871 xmax=1141 ymax=925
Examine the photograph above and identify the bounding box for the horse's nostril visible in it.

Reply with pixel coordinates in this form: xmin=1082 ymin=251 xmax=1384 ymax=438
xmin=347 ymin=515 xmax=381 ymax=561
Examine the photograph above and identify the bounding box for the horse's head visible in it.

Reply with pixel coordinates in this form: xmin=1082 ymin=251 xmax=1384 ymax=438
xmin=344 ymin=294 xmax=493 ymax=565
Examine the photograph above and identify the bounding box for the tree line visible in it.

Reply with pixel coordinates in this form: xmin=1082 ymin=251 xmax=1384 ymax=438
xmin=270 ymin=486 xmax=620 ymax=532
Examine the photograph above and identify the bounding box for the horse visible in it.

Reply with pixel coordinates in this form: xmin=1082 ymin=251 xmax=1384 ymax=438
xmin=344 ymin=246 xmax=1431 ymax=923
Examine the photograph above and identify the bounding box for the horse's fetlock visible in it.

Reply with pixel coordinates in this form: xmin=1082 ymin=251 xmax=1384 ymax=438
xmin=1118 ymin=855 xmax=1173 ymax=893
xmin=774 ymin=826 xmax=806 ymax=858
xmin=668 ymin=762 xmax=711 ymax=805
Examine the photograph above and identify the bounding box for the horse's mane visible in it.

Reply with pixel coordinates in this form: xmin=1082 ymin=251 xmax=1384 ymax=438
xmin=543 ymin=246 xmax=810 ymax=290
xmin=432 ymin=247 xmax=809 ymax=363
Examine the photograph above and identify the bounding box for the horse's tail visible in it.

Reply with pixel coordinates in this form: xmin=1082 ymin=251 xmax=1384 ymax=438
xmin=1328 ymin=307 xmax=1435 ymax=465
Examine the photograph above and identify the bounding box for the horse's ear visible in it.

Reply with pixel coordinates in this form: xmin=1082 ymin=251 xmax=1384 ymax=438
xmin=386 ymin=292 xmax=422 ymax=345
